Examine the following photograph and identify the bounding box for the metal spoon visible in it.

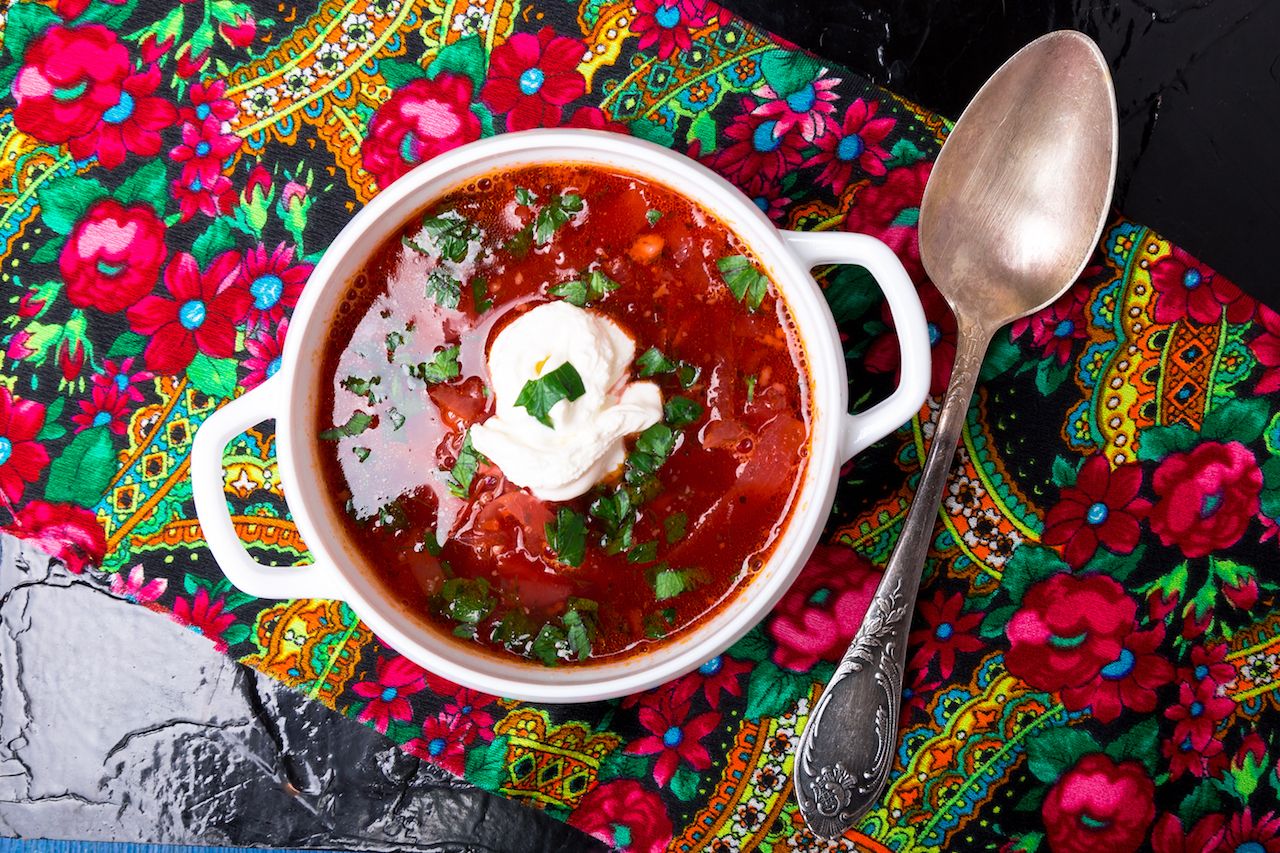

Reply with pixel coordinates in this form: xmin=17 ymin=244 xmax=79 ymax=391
xmin=793 ymin=31 xmax=1118 ymax=838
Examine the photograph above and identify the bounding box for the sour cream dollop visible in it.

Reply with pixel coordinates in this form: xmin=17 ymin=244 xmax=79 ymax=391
xmin=469 ymin=301 xmax=662 ymax=501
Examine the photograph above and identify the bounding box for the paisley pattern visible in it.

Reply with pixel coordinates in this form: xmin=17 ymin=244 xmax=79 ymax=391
xmin=2 ymin=0 xmax=1279 ymax=850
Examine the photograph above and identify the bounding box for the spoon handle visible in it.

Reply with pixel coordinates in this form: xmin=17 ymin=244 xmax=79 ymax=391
xmin=793 ymin=324 xmax=992 ymax=839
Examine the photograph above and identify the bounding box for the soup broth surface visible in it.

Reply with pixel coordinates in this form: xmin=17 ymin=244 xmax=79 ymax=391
xmin=317 ymin=163 xmax=811 ymax=666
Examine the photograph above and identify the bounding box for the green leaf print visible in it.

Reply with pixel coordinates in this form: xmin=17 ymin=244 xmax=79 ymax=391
xmin=45 ymin=426 xmax=115 ymax=507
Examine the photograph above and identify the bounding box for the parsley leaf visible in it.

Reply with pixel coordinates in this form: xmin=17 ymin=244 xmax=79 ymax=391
xmin=627 ymin=540 xmax=658 ymax=564
xmin=515 ymin=362 xmax=585 ymax=427
xmin=320 ymin=411 xmax=374 ymax=440
xmin=340 ymin=375 xmax=381 ymax=405
xmin=534 ymin=192 xmax=584 ymax=245
xmin=646 ymin=209 xmax=662 ymax=226
xmin=408 ymin=210 xmax=480 ymax=263
xmin=439 ymin=576 xmax=494 ymax=625
xmin=664 ymin=512 xmax=688 ymax=544
xmin=385 ymin=330 xmax=405 ymax=360
xmin=514 ymin=186 xmax=538 ymax=206
xmin=652 ymin=566 xmax=706 ymax=601
xmin=353 ymin=446 xmax=371 ymax=462
xmin=545 ymin=507 xmax=587 ymax=567
xmin=644 ymin=607 xmax=678 ymax=639
xmin=635 ymin=423 xmax=675 ymax=461
xmin=532 ymin=622 xmax=566 ymax=666
xmin=636 ymin=347 xmax=677 ymax=377
xmin=745 ymin=373 xmax=758 ymax=403
xmin=413 ymin=344 xmax=461 ymax=384
xmin=425 ymin=269 xmax=462 ymax=309
xmin=491 ymin=609 xmax=537 ymax=655
xmin=471 ymin=276 xmax=493 ymax=313
xmin=664 ymin=396 xmax=704 ymax=428
xmin=677 ymin=363 xmax=700 ymax=388
xmin=448 ymin=431 xmax=486 ymax=498
xmin=387 ymin=407 xmax=405 ymax=430
xmin=717 ymin=254 xmax=770 ymax=311
xmin=550 ymin=270 xmax=619 ymax=307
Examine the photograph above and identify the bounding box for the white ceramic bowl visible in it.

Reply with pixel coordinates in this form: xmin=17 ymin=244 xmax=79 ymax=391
xmin=192 ymin=130 xmax=930 ymax=703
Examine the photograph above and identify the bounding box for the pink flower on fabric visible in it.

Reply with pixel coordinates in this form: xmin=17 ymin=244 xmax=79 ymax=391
xmin=1250 ymin=305 xmax=1280 ymax=394
xmin=1165 ymin=677 xmax=1235 ymax=752
xmin=170 ymin=116 xmax=241 ymax=184
xmin=13 ymin=25 xmax=132 ymax=144
xmin=172 ymin=587 xmax=236 ymax=652
xmin=704 ymin=100 xmax=807 ymax=197
xmin=1041 ymin=454 xmax=1150 ymax=569
xmin=568 ymin=780 xmax=674 ymax=853
xmin=843 ymin=161 xmax=931 ymax=284
xmin=482 ymin=28 xmax=586 ymax=131
xmin=110 ymin=565 xmax=168 ymax=604
xmin=93 ymin=357 xmax=154 ymax=404
xmin=753 ymin=72 xmax=841 ymax=141
xmin=0 ymin=388 xmax=49 ymax=505
xmin=72 ymin=384 xmax=130 ymax=434
xmin=181 ymin=80 xmax=238 ymax=127
xmin=632 ymin=0 xmax=709 ymax=60
xmin=126 ymin=251 xmax=249 ymax=375
xmin=243 ymin=318 xmax=287 ymax=390
xmin=625 ymin=679 xmax=719 ymax=787
xmin=3 ymin=500 xmax=105 ymax=574
xmin=1041 ymin=753 xmax=1155 ymax=853
xmin=171 ymin=170 xmax=236 ymax=221
xmin=906 ymin=590 xmax=983 ymax=680
xmin=865 ymin=281 xmax=957 ymax=396
xmin=1059 ymin=625 xmax=1173 ymax=723
xmin=362 ymin=74 xmax=482 ymax=189
xmin=403 ymin=712 xmax=476 ymax=775
xmin=766 ymin=544 xmax=879 ymax=672
xmin=426 ymin=671 xmax=498 ymax=741
xmin=351 ymin=656 xmax=427 ymax=733
xmin=1150 ymin=245 xmax=1252 ymax=325
xmin=1011 ymin=283 xmax=1092 ymax=365
xmin=237 ymin=243 xmax=311 ymax=331
xmin=805 ymin=97 xmax=895 ymax=192
xmin=689 ymin=654 xmax=751 ymax=707
xmin=1148 ymin=440 xmax=1261 ymax=558
xmin=1210 ymin=809 xmax=1280 ymax=853
xmin=61 ymin=198 xmax=168 ymax=314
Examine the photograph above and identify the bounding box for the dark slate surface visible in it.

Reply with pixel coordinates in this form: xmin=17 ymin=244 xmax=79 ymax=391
xmin=3 ymin=2 xmax=1275 ymax=849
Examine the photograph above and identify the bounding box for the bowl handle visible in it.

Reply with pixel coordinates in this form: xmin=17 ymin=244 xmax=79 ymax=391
xmin=191 ymin=374 xmax=345 ymax=600
xmin=782 ymin=231 xmax=931 ymax=462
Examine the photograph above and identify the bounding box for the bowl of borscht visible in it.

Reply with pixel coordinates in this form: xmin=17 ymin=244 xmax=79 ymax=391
xmin=192 ymin=130 xmax=931 ymax=702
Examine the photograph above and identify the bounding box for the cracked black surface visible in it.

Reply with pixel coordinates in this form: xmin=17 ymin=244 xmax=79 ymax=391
xmin=3 ymin=4 xmax=1274 ymax=849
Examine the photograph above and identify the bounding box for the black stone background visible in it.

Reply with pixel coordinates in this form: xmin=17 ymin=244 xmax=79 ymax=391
xmin=2 ymin=2 xmax=1277 ymax=851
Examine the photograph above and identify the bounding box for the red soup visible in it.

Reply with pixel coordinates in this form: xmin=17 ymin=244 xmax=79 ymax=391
xmin=316 ymin=164 xmax=811 ymax=666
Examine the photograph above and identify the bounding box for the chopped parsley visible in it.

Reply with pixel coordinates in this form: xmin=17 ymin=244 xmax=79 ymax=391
xmin=514 ymin=186 xmax=538 ymax=206
xmin=340 ymin=375 xmax=381 ymax=405
xmin=425 ymin=269 xmax=462 ymax=309
xmin=407 ymin=210 xmax=481 ymax=263
xmin=320 ymin=410 xmax=373 ymax=440
xmin=515 ymin=362 xmax=585 ymax=427
xmin=636 ymin=347 xmax=677 ymax=378
xmin=646 ymin=209 xmax=662 ymax=226
xmin=635 ymin=423 xmax=676 ymax=461
xmin=545 ymin=507 xmax=587 ymax=567
xmin=664 ymin=396 xmax=704 ymax=428
xmin=353 ymin=446 xmax=371 ymax=462
xmin=528 ymin=598 xmax=598 ymax=665
xmin=626 ymin=540 xmax=658 ymax=564
xmin=664 ymin=512 xmax=687 ymax=544
xmin=385 ymin=330 xmax=405 ymax=360
xmin=412 ymin=344 xmax=461 ymax=384
xmin=745 ymin=373 xmax=758 ymax=403
xmin=387 ymin=407 xmax=405 ymax=430
xmin=549 ymin=270 xmax=620 ymax=307
xmin=471 ymin=276 xmax=493 ymax=313
xmin=448 ymin=431 xmax=486 ymax=498
xmin=677 ymin=363 xmax=700 ymax=388
xmin=438 ymin=576 xmax=494 ymax=627
xmin=644 ymin=607 xmax=678 ymax=639
xmin=717 ymin=254 xmax=770 ymax=311
xmin=534 ymin=192 xmax=585 ymax=245
xmin=652 ymin=565 xmax=705 ymax=601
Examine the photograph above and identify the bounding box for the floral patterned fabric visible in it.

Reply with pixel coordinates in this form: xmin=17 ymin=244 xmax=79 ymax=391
xmin=1 ymin=0 xmax=1278 ymax=849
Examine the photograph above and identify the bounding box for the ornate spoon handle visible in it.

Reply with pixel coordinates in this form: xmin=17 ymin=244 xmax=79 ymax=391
xmin=793 ymin=323 xmax=992 ymax=839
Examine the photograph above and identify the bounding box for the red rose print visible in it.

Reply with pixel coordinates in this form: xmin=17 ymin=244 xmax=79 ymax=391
xmin=60 ymin=198 xmax=167 ymax=314
xmin=844 ymin=161 xmax=931 ymax=284
xmin=1041 ymin=753 xmax=1155 ymax=853
xmin=907 ymin=589 xmax=983 ymax=679
xmin=0 ymin=387 xmax=49 ymax=505
xmin=362 ymin=74 xmax=482 ymax=189
xmin=2 ymin=500 xmax=106 ymax=574
xmin=766 ymin=544 xmax=879 ymax=671
xmin=568 ymin=780 xmax=674 ymax=853
xmin=1059 ymin=625 xmax=1173 ymax=722
xmin=56 ymin=0 xmax=125 ymax=19
xmin=126 ymin=251 xmax=250 ymax=374
xmin=805 ymin=97 xmax=896 ymax=192
xmin=403 ymin=712 xmax=475 ymax=775
xmin=866 ymin=280 xmax=957 ymax=395
xmin=1151 ymin=245 xmax=1252 ymax=325
xmin=13 ymin=25 xmax=131 ymax=143
xmin=171 ymin=587 xmax=236 ymax=652
xmin=632 ymin=0 xmax=709 ymax=60
xmin=351 ymin=655 xmax=427 ymax=733
xmin=1004 ymin=573 xmax=1135 ymax=693
xmin=1148 ymin=440 xmax=1261 ymax=558
xmin=482 ymin=28 xmax=586 ymax=131
xmin=1041 ymin=454 xmax=1150 ymax=569
xmin=1011 ymin=284 xmax=1091 ymax=365
xmin=66 ymin=62 xmax=177 ymax=169
xmin=704 ymin=101 xmax=806 ymax=197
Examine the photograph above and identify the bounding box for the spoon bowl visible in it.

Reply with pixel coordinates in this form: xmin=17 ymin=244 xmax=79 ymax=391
xmin=920 ymin=31 xmax=1118 ymax=327
xmin=794 ymin=30 xmax=1118 ymax=838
